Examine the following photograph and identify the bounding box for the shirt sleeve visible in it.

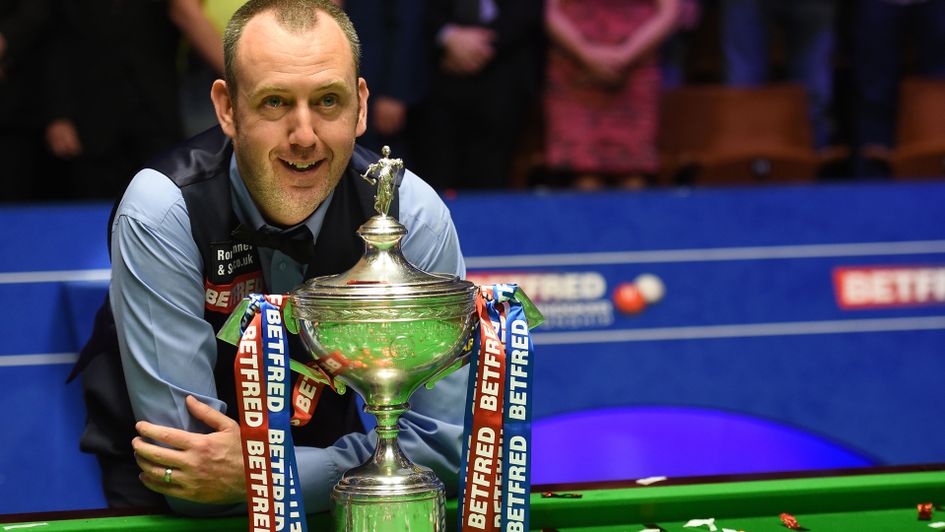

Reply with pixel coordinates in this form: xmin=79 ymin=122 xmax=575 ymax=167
xmin=400 ymin=169 xmax=467 ymax=279
xmin=295 ymin=168 xmax=471 ymax=513
xmin=110 ymin=169 xmax=241 ymax=515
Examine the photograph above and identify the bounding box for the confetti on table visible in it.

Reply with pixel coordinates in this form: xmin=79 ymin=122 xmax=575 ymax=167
xmin=779 ymin=512 xmax=802 ymax=530
xmin=636 ymin=475 xmax=669 ymax=486
xmin=684 ymin=518 xmax=718 ymax=531
xmin=540 ymin=491 xmax=582 ymax=498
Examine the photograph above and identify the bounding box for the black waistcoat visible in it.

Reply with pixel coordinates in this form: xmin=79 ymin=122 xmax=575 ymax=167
xmin=74 ymin=126 xmax=400 ymax=458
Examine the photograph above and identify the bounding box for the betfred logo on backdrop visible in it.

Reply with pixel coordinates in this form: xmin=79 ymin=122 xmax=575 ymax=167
xmin=467 ymin=271 xmax=613 ymax=329
xmin=833 ymin=265 xmax=945 ymax=309
xmin=466 ymin=271 xmax=666 ymax=329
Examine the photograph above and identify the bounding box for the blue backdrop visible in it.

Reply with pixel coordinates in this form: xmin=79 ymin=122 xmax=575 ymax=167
xmin=1 ymin=181 xmax=944 ymax=513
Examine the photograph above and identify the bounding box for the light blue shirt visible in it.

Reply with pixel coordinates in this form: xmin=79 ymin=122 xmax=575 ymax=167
xmin=110 ymin=154 xmax=469 ymax=515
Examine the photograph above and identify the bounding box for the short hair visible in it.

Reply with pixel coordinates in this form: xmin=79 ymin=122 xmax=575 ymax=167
xmin=223 ymin=0 xmax=361 ymax=94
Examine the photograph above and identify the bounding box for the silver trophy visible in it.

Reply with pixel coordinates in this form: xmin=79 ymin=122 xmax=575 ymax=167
xmin=289 ymin=147 xmax=478 ymax=531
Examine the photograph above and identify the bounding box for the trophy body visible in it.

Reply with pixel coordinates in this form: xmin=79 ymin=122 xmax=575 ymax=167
xmin=290 ymin=165 xmax=477 ymax=531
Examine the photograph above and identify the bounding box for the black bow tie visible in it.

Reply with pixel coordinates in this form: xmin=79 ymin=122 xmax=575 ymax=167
xmin=230 ymin=224 xmax=316 ymax=265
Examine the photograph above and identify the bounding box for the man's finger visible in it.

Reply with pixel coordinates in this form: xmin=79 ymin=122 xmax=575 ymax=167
xmin=186 ymin=395 xmax=237 ymax=432
xmin=136 ymin=420 xmax=197 ymax=450
xmin=134 ymin=451 xmax=181 ymax=486
xmin=132 ymin=436 xmax=187 ymax=469
xmin=139 ymin=472 xmax=187 ymax=497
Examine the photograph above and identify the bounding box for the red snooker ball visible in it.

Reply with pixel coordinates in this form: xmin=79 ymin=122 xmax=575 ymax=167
xmin=613 ymin=282 xmax=646 ymax=314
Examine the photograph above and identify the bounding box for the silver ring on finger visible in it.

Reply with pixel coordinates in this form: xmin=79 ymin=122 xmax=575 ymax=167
xmin=163 ymin=467 xmax=173 ymax=484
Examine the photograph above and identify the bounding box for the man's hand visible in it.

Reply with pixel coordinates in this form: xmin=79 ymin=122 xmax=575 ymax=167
xmin=133 ymin=395 xmax=246 ymax=505
xmin=441 ymin=26 xmax=495 ymax=76
xmin=371 ymin=96 xmax=407 ymax=136
xmin=45 ymin=119 xmax=83 ymax=159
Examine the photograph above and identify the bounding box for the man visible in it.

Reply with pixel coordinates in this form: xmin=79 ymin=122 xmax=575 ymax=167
xmin=43 ymin=0 xmax=184 ymax=200
xmin=0 ymin=0 xmax=49 ymax=201
xmin=720 ymin=0 xmax=836 ymax=149
xmin=343 ymin=0 xmax=429 ymax=159
xmin=851 ymin=0 xmax=945 ymax=177
xmin=411 ymin=0 xmax=543 ymax=191
xmin=75 ymin=0 xmax=467 ymax=515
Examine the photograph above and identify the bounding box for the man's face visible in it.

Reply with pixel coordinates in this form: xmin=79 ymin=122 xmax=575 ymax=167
xmin=211 ymin=11 xmax=368 ymax=226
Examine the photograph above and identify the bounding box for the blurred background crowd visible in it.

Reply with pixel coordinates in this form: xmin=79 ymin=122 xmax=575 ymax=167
xmin=1 ymin=0 xmax=944 ymax=203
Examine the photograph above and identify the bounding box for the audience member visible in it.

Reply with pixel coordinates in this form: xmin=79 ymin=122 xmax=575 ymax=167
xmin=544 ymin=0 xmax=679 ymax=190
xmin=43 ymin=0 xmax=184 ymax=201
xmin=171 ymin=0 xmax=226 ymax=76
xmin=9 ymin=0 xmax=945 ymax=203
xmin=720 ymin=0 xmax=836 ymax=149
xmin=171 ymin=0 xmax=243 ymax=137
xmin=851 ymin=0 xmax=945 ymax=177
xmin=343 ymin=0 xmax=428 ymax=160
xmin=0 ymin=0 xmax=50 ymax=202
xmin=411 ymin=0 xmax=544 ymax=191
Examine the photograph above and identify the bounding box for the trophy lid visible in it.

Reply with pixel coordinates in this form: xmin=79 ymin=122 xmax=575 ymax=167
xmin=290 ymin=147 xmax=475 ymax=314
xmin=291 ymin=214 xmax=474 ymax=303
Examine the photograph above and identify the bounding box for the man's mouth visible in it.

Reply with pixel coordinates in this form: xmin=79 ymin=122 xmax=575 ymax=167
xmin=282 ymin=159 xmax=322 ymax=172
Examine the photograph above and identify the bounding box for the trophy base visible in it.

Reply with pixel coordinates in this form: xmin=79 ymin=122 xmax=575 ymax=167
xmin=331 ymin=464 xmax=446 ymax=531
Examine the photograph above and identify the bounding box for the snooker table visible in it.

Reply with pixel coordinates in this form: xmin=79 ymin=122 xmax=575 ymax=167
xmin=3 ymin=464 xmax=943 ymax=531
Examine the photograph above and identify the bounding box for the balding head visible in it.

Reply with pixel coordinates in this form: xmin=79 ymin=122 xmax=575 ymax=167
xmin=222 ymin=0 xmax=360 ymax=96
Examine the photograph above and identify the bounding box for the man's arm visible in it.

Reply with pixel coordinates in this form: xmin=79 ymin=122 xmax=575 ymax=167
xmin=42 ymin=3 xmax=82 ymax=159
xmin=399 ymin=170 xmax=466 ymax=278
xmin=380 ymin=0 xmax=429 ymax=109
xmin=369 ymin=0 xmax=428 ymax=135
xmin=395 ymin=169 xmax=469 ymax=490
xmin=111 ymin=169 xmax=243 ymax=515
xmin=168 ymin=0 xmax=225 ymax=76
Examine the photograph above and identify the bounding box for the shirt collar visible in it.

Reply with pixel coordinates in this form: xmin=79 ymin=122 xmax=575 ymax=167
xmin=228 ymin=153 xmax=334 ymax=240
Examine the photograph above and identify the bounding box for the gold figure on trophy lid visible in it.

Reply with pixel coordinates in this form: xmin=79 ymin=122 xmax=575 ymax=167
xmin=360 ymin=145 xmax=403 ymax=216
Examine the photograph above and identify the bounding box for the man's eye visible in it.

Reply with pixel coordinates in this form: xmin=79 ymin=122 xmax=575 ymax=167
xmin=264 ymin=96 xmax=284 ymax=108
xmin=320 ymin=94 xmax=337 ymax=107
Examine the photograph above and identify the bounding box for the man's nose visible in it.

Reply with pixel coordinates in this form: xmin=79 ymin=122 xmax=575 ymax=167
xmin=288 ymin=106 xmax=318 ymax=148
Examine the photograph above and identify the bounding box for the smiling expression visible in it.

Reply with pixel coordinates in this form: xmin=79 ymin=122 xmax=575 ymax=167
xmin=211 ymin=9 xmax=369 ymax=227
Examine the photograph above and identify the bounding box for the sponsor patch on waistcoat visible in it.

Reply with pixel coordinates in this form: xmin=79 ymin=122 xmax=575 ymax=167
xmin=206 ymin=241 xmax=263 ymax=313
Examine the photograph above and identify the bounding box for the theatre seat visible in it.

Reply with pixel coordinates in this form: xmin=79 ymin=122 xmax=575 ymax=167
xmin=866 ymin=77 xmax=945 ymax=179
xmin=659 ymin=84 xmax=846 ymax=185
xmin=531 ymin=406 xmax=874 ymax=485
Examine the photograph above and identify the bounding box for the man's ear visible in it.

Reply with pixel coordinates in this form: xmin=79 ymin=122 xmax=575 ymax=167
xmin=211 ymin=79 xmax=237 ymax=138
xmin=356 ymin=77 xmax=369 ymax=137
